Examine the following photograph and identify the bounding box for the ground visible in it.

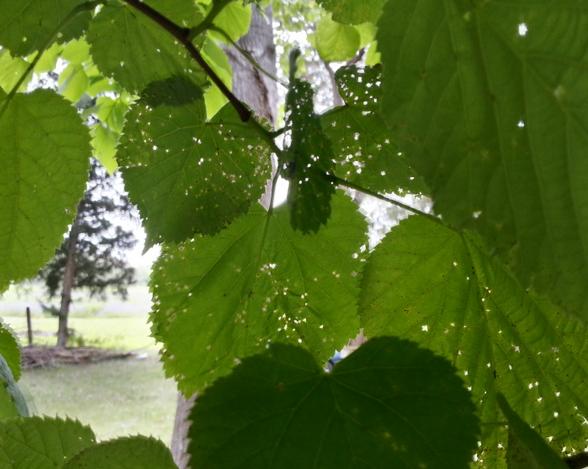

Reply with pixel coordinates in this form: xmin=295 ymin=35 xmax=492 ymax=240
xmin=0 ymin=283 xmax=178 ymax=444
xmin=20 ymin=356 xmax=177 ymax=441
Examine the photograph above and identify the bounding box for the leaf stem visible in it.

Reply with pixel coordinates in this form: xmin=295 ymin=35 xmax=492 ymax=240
xmin=0 ymin=1 xmax=101 ymax=119
xmin=123 ymin=0 xmax=252 ymax=122
xmin=330 ymin=174 xmax=442 ymax=224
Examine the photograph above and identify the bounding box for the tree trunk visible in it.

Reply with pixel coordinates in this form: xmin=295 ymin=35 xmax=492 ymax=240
xmin=170 ymin=6 xmax=278 ymax=468
xmin=56 ymin=210 xmax=81 ymax=348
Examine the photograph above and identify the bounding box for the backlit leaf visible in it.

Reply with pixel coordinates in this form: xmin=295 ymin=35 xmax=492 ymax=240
xmin=314 ymin=16 xmax=360 ymax=63
xmin=360 ymin=216 xmax=588 ymax=463
xmin=496 ymin=393 xmax=567 ymax=469
xmin=322 ymin=66 xmax=426 ymax=195
xmin=118 ymin=76 xmax=271 ymax=243
xmin=150 ymin=193 xmax=365 ymax=393
xmin=211 ymin=1 xmax=252 ymax=43
xmin=0 ymin=50 xmax=30 ymax=93
xmin=0 ymin=0 xmax=92 ymax=56
xmin=0 ymin=90 xmax=91 ymax=292
xmin=87 ymin=0 xmax=206 ymax=92
xmin=378 ymin=0 xmax=588 ymax=320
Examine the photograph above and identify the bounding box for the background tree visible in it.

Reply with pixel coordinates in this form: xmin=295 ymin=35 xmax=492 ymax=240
xmin=38 ymin=159 xmax=137 ymax=347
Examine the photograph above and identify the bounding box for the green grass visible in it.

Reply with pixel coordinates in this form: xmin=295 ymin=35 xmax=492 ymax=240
xmin=20 ymin=356 xmax=177 ymax=442
xmin=3 ymin=316 xmax=157 ymax=350
xmin=1 ymin=284 xmax=179 ymax=445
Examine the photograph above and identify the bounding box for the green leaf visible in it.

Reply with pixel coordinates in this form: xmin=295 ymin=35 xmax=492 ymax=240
xmin=0 ymin=322 xmax=21 ymax=381
xmin=87 ymin=1 xmax=207 ymax=93
xmin=118 ymin=76 xmax=271 ymax=243
xmin=360 ymin=216 xmax=588 ymax=462
xmin=354 ymin=23 xmax=377 ymax=47
xmin=317 ymin=0 xmax=386 ymax=25
xmin=89 ymin=95 xmax=130 ymax=173
xmin=0 ymin=50 xmax=30 ymax=93
xmin=188 ymin=337 xmax=479 ymax=468
xmin=365 ymin=41 xmax=381 ymax=66
xmin=0 ymin=355 xmax=28 ymax=421
xmin=285 ymin=79 xmax=335 ymax=233
xmin=322 ymin=66 xmax=426 ymax=195
xmin=201 ymin=39 xmax=232 ymax=119
xmin=150 ymin=193 xmax=365 ymax=393
xmin=91 ymin=125 xmax=119 ymax=174
xmin=314 ymin=16 xmax=360 ymax=63
xmin=64 ymin=436 xmax=176 ymax=469
xmin=60 ymin=37 xmax=91 ymax=65
xmin=496 ymin=394 xmax=567 ymax=469
xmin=377 ymin=0 xmax=588 ymax=320
xmin=0 ymin=90 xmax=91 ymax=292
xmin=210 ymin=1 xmax=252 ymax=43
xmin=0 ymin=0 xmax=92 ymax=56
xmin=59 ymin=63 xmax=89 ymax=103
xmin=33 ymin=42 xmax=63 ymax=73
xmin=95 ymin=97 xmax=128 ymax=134
xmin=0 ymin=416 xmax=95 ymax=467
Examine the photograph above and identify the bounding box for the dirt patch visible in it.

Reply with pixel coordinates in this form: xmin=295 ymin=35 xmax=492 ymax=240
xmin=21 ymin=346 xmax=134 ymax=369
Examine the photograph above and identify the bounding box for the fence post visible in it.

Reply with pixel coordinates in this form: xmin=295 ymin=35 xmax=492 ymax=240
xmin=26 ymin=306 xmax=33 ymax=346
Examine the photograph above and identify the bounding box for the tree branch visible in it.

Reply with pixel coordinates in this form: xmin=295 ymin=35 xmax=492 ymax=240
xmin=122 ymin=0 xmax=252 ymax=122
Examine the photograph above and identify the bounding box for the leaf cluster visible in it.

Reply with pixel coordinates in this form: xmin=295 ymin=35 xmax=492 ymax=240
xmin=0 ymin=0 xmax=587 ymax=467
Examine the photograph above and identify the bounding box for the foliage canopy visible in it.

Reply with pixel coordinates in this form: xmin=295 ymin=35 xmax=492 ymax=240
xmin=0 ymin=0 xmax=586 ymax=467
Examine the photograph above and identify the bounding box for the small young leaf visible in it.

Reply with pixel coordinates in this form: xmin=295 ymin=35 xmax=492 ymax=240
xmin=188 ymin=337 xmax=480 ymax=468
xmin=0 ymin=416 xmax=95 ymax=467
xmin=64 ymin=436 xmax=176 ymax=469
xmin=150 ymin=193 xmax=365 ymax=393
xmin=0 ymin=90 xmax=91 ymax=292
xmin=496 ymin=394 xmax=567 ymax=469
xmin=314 ymin=16 xmax=360 ymax=63
xmin=0 ymin=50 xmax=30 ymax=93
xmin=360 ymin=216 xmax=588 ymax=461
xmin=118 ymin=77 xmax=271 ymax=243
xmin=210 ymin=1 xmax=252 ymax=43
xmin=59 ymin=63 xmax=89 ymax=103
xmin=90 ymin=125 xmax=119 ymax=174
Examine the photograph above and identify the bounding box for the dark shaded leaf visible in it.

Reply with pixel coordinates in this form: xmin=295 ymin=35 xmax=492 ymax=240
xmin=189 ymin=337 xmax=479 ymax=469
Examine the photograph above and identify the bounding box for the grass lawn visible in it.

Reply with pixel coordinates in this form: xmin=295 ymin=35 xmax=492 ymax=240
xmin=20 ymin=355 xmax=178 ymax=442
xmin=3 ymin=315 xmax=157 ymax=351
xmin=1 ymin=307 xmax=179 ymax=444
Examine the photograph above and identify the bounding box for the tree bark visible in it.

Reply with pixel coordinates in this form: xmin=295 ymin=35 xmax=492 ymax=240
xmin=56 ymin=209 xmax=81 ymax=348
xmin=170 ymin=6 xmax=278 ymax=468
